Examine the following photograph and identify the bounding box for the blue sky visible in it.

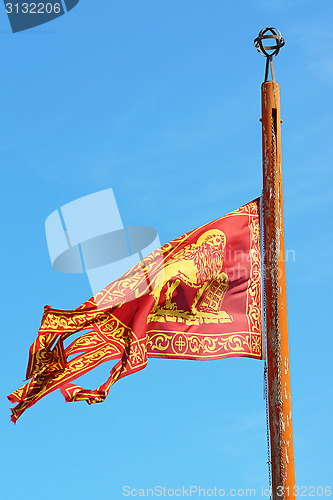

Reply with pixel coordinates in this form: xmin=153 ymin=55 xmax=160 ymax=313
xmin=1 ymin=1 xmax=332 ymax=499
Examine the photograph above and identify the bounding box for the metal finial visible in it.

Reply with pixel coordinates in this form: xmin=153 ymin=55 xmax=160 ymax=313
xmin=254 ymin=27 xmax=285 ymax=82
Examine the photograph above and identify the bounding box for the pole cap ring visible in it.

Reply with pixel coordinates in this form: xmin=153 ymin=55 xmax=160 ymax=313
xmin=254 ymin=27 xmax=285 ymax=58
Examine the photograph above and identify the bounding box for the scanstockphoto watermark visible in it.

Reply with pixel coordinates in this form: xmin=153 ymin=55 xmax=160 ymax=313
xmin=224 ymin=245 xmax=296 ymax=282
xmin=122 ymin=486 xmax=257 ymax=497
xmin=122 ymin=485 xmax=332 ymax=497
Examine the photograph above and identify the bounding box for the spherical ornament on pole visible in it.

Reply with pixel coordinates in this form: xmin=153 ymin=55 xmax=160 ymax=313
xmin=254 ymin=27 xmax=285 ymax=58
xmin=254 ymin=27 xmax=285 ymax=82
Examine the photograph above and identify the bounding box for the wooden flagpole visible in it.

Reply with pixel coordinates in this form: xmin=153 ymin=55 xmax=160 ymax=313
xmin=255 ymin=28 xmax=296 ymax=499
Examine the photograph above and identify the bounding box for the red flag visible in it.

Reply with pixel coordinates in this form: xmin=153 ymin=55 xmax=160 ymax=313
xmin=8 ymin=199 xmax=261 ymax=422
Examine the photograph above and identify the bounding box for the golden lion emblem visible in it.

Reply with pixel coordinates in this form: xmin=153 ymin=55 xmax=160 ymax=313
xmin=148 ymin=229 xmax=232 ymax=325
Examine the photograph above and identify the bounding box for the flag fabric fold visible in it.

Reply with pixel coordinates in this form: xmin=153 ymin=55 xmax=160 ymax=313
xmin=8 ymin=199 xmax=262 ymax=422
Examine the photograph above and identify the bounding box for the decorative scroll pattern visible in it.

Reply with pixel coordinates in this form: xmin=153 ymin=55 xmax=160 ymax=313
xmin=147 ymin=331 xmax=257 ymax=359
xmin=9 ymin=313 xmax=148 ymax=422
xmin=247 ymin=209 xmax=262 ymax=335
xmin=26 ymin=306 xmax=130 ymax=379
